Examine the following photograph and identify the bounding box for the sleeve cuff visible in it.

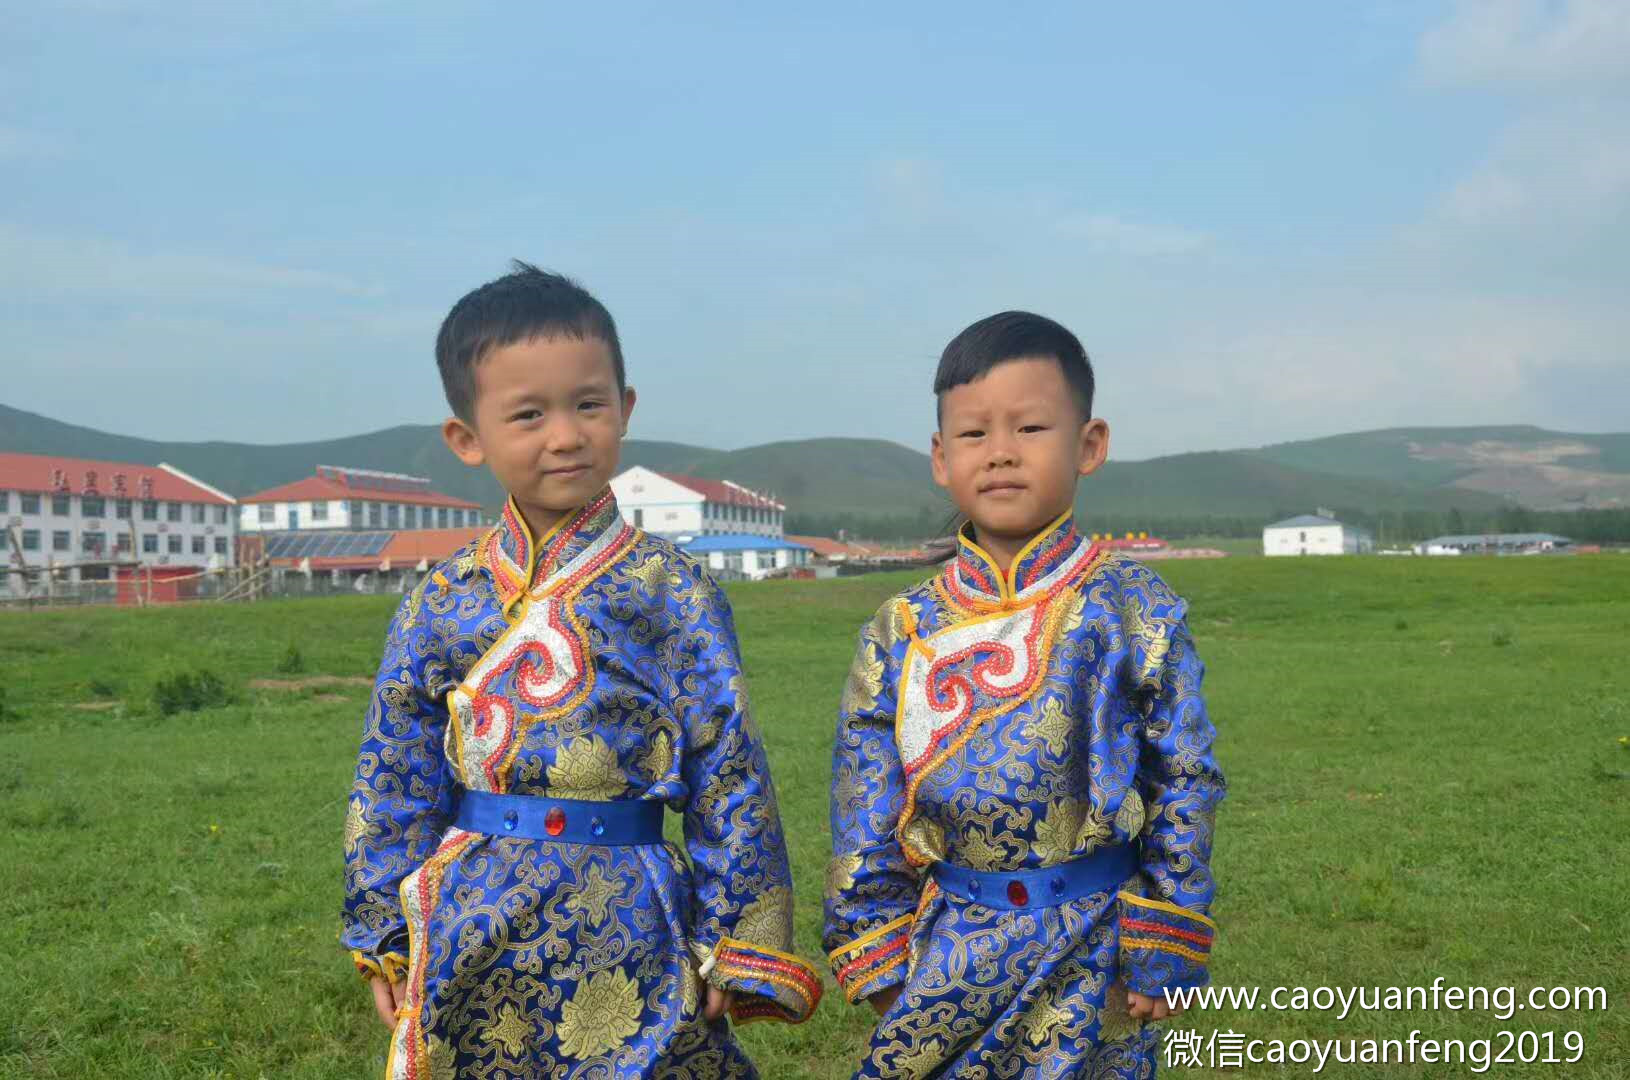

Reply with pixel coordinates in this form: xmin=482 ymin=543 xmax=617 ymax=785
xmin=827 ymin=913 xmax=912 ymax=1004
xmin=703 ymin=938 xmax=823 ymax=1024
xmin=351 ymin=949 xmax=409 ymax=984
xmin=1117 ymin=892 xmax=1214 ymax=994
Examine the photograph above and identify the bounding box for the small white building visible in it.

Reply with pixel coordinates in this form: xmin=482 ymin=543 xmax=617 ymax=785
xmin=1414 ymin=532 xmax=1572 ymax=556
xmin=1263 ymin=513 xmax=1373 ymax=557
xmin=680 ymin=534 xmax=813 ymax=581
xmin=239 ymin=465 xmax=485 ymax=533
xmin=0 ymin=452 xmax=237 ymax=585
xmin=610 ymin=466 xmax=784 ymax=539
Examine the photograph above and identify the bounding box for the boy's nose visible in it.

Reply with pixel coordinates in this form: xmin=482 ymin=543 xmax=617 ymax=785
xmin=543 ymin=418 xmax=587 ymax=452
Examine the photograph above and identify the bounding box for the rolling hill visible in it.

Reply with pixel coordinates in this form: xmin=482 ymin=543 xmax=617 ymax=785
xmin=7 ymin=403 xmax=1625 ymax=536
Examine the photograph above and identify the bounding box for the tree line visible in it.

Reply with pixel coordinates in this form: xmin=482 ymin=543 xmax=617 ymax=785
xmin=786 ymin=506 xmax=1630 ymax=546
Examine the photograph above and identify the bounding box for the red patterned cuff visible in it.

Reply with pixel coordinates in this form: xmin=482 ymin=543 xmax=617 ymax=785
xmin=707 ymin=938 xmax=823 ymax=1024
xmin=827 ymin=914 xmax=912 ymax=1004
xmin=1117 ymin=892 xmax=1214 ymax=993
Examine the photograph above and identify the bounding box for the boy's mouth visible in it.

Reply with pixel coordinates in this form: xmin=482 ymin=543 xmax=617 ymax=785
xmin=979 ymin=479 xmax=1027 ymax=495
xmin=543 ymin=464 xmax=593 ymax=478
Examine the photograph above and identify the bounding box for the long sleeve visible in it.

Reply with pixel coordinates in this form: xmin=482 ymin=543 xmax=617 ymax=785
xmin=341 ymin=582 xmax=457 ymax=983
xmin=823 ymin=599 xmax=922 ymax=1005
xmin=1117 ymin=579 xmax=1226 ymax=994
xmin=672 ymin=566 xmax=822 ymax=1025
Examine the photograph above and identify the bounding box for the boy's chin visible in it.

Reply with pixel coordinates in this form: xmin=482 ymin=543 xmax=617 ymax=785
xmin=968 ymin=501 xmax=1071 ymax=543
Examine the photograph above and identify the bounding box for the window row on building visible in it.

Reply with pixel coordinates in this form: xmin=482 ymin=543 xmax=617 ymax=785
xmin=0 ymin=488 xmax=231 ymax=524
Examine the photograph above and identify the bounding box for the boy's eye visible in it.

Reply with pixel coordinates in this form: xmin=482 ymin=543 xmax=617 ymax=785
xmin=958 ymin=429 xmax=985 ymax=439
xmin=578 ymin=400 xmax=606 ymax=412
xmin=510 ymin=409 xmax=542 ymax=423
xmin=1020 ymin=425 xmax=1048 ymax=434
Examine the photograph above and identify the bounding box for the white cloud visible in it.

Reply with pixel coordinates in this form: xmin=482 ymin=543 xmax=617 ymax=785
xmin=1419 ymin=0 xmax=1630 ymax=88
xmin=0 ymin=125 xmax=69 ymax=160
xmin=1439 ymin=104 xmax=1630 ymax=224
xmin=0 ymin=223 xmax=383 ymax=301
xmin=1056 ymin=213 xmax=1209 ymax=257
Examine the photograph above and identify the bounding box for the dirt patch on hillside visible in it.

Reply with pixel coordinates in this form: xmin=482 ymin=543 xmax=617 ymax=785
xmin=249 ymin=675 xmax=372 ymax=692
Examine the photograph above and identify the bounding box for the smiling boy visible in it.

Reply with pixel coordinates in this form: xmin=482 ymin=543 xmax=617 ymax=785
xmin=342 ymin=263 xmax=820 ymax=1079
xmin=824 ymin=311 xmax=1226 ymax=1077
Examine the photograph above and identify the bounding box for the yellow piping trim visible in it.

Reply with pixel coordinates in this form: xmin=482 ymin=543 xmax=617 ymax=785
xmin=718 ymin=936 xmax=821 ymax=973
xmin=1117 ymin=891 xmax=1218 ymax=930
xmin=827 ymin=913 xmax=913 ymax=963
xmin=955 ymin=509 xmax=1076 ymax=604
xmin=1120 ymin=936 xmax=1211 ymax=963
xmin=845 ymin=953 xmax=908 ymax=1002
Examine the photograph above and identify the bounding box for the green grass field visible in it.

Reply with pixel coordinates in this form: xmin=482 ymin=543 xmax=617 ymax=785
xmin=2 ymin=555 xmax=1627 ymax=1078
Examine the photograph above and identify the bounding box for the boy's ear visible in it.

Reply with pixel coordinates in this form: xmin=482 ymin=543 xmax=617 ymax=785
xmin=930 ymin=430 xmax=950 ymax=488
xmin=620 ymin=385 xmax=638 ymax=437
xmin=442 ymin=416 xmax=486 ymax=467
xmin=1077 ymin=418 xmax=1110 ymax=478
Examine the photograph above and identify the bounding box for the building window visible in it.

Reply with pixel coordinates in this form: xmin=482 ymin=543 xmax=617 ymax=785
xmin=366 ymin=502 xmax=381 ymax=527
xmin=633 ymin=509 xmax=644 ymax=527
xmin=21 ymin=493 xmax=41 ymax=514
xmin=142 ymin=534 xmax=158 ymax=553
xmin=141 ymin=500 xmax=158 ymax=520
xmin=0 ymin=530 xmax=6 ymax=550
xmin=113 ymin=533 xmax=131 ymax=553
xmin=385 ymin=504 xmax=400 ymax=528
xmin=349 ymin=500 xmax=362 ymax=524
xmin=52 ymin=530 xmax=71 ymax=551
xmin=259 ymin=505 xmax=275 ymax=524
xmin=214 ymin=536 xmax=228 ymax=555
xmin=0 ymin=490 xmax=7 ymax=511
xmin=22 ymin=529 xmax=41 ymax=551
xmin=167 ymin=502 xmax=182 ymax=522
xmin=311 ymin=500 xmax=328 ymax=521
xmin=437 ymin=507 xmax=448 ymax=528
xmin=115 ymin=499 xmax=132 ymax=519
xmin=52 ymin=494 xmax=71 ymax=516
xmin=216 ymin=505 xmax=229 ymax=524
xmin=404 ymin=505 xmax=417 ymax=529
xmin=167 ymin=535 xmax=182 ymax=554
xmin=81 ymin=496 xmax=105 ymax=518
xmin=192 ymin=504 xmax=206 ymax=524
xmin=82 ymin=532 xmax=106 ymax=555
xmin=192 ymin=535 xmax=206 ymax=555
xmin=1299 ymin=531 xmax=1307 ymax=542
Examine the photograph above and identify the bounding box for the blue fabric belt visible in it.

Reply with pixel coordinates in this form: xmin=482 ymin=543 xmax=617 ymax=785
xmin=454 ymin=790 xmax=665 ymax=846
xmin=931 ymin=844 xmax=1140 ymax=910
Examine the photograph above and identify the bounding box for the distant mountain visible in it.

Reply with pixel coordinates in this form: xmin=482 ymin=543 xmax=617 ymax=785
xmin=10 ymin=403 xmax=1625 ymax=534
xmin=1250 ymin=426 xmax=1630 ymax=510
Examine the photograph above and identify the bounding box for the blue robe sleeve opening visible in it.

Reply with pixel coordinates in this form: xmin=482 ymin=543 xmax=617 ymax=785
xmin=1118 ymin=587 xmax=1226 ymax=994
xmin=673 ymin=566 xmax=822 ymax=1024
xmin=341 ymin=579 xmax=457 ymax=983
xmin=823 ymin=599 xmax=922 ymax=1005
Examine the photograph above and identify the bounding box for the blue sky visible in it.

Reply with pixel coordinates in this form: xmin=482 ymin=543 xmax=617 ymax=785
xmin=4 ymin=1 xmax=1626 ymax=459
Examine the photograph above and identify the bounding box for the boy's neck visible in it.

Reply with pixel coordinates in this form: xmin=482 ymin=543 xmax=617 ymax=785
xmin=513 ymin=499 xmax=572 ymax=545
xmin=967 ymin=512 xmax=1074 ymax=576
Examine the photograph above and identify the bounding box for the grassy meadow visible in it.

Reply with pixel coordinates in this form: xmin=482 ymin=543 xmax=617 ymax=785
xmin=1 ymin=554 xmax=1627 ymax=1078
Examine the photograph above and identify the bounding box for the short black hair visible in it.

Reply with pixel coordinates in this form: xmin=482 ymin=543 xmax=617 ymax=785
xmin=436 ymin=260 xmax=624 ymax=421
xmin=933 ymin=310 xmax=1094 ymax=423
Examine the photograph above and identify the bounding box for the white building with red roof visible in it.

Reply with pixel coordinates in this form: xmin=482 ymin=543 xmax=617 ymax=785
xmin=609 ymin=466 xmax=784 ymax=539
xmin=238 ymin=465 xmax=486 ymax=534
xmin=0 ymin=452 xmax=236 ymax=583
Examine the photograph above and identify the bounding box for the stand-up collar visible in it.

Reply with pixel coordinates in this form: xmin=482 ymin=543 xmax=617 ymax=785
xmin=952 ymin=510 xmax=1090 ymax=607
xmin=485 ymin=487 xmax=623 ymax=613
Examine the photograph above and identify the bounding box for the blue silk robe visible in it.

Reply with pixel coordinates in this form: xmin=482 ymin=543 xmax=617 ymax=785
xmin=824 ymin=514 xmax=1225 ymax=1078
xmin=342 ymin=489 xmax=821 ymax=1080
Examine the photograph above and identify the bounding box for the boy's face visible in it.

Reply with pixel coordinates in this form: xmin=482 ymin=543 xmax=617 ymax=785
xmin=441 ymin=335 xmax=636 ymax=533
xmin=931 ymin=356 xmax=1109 ymax=548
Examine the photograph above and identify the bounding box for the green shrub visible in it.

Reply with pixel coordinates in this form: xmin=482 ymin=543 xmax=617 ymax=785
xmin=152 ymin=669 xmax=232 ymax=716
xmin=275 ymin=644 xmax=305 ymax=674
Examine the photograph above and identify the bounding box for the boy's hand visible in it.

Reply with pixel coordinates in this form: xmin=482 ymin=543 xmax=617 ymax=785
xmin=369 ymin=976 xmax=405 ymax=1028
xmin=703 ymin=986 xmax=736 ymax=1022
xmin=1126 ymin=989 xmax=1181 ymax=1021
xmin=867 ymin=985 xmax=903 ymax=1017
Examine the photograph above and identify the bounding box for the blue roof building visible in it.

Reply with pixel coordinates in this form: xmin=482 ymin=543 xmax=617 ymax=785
xmin=679 ymin=533 xmax=813 ymax=581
